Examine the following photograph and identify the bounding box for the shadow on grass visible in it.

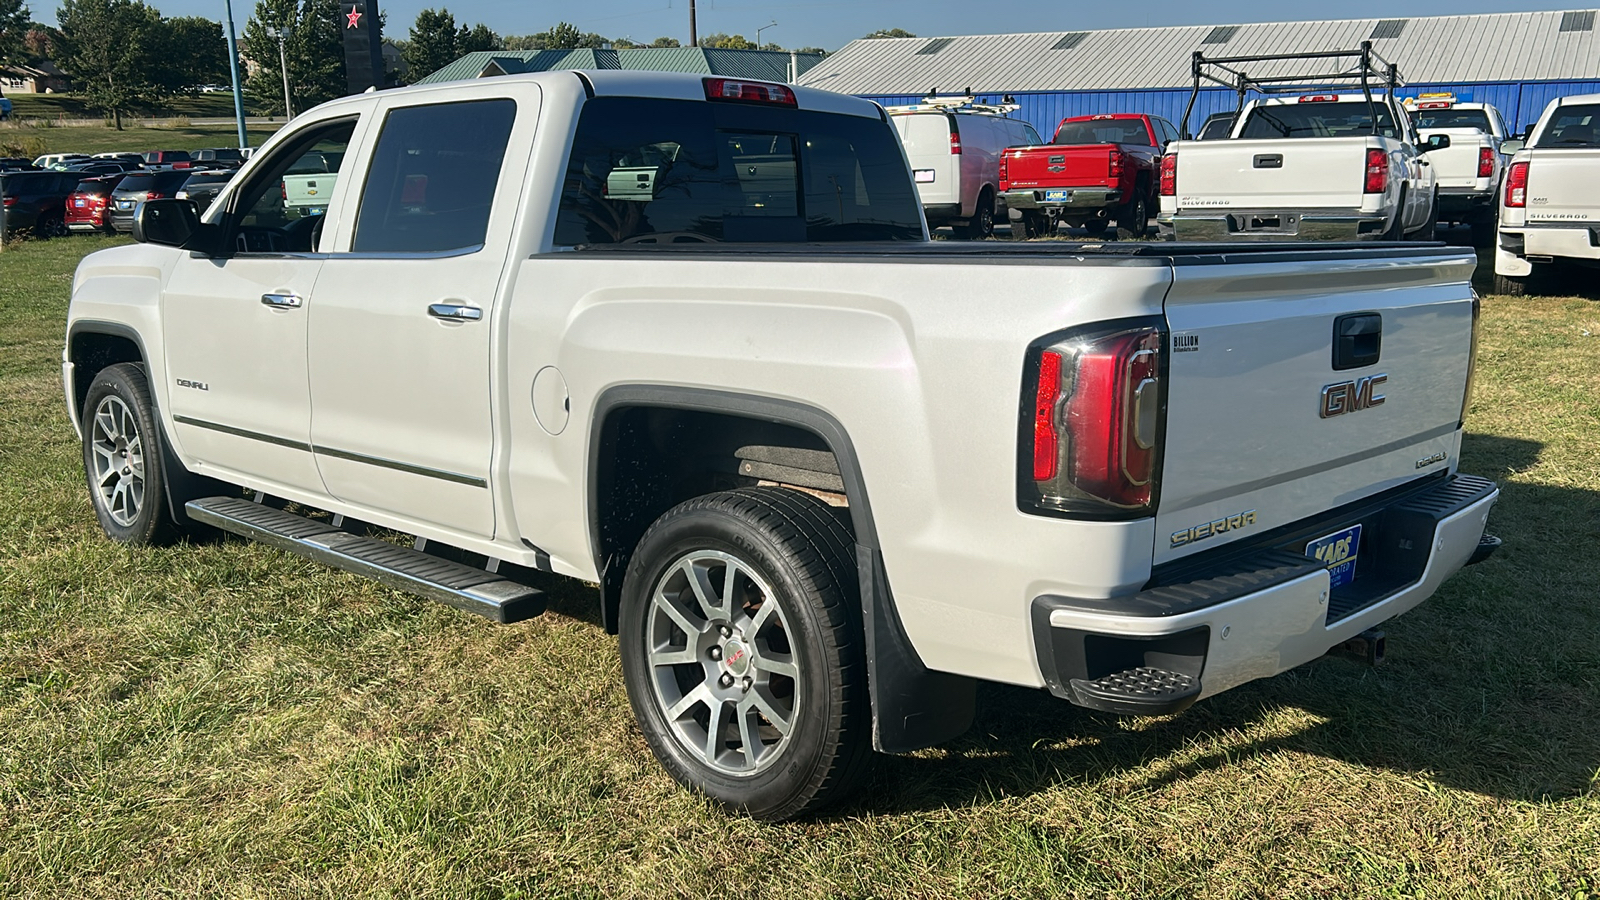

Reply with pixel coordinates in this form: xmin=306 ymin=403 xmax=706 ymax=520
xmin=856 ymin=432 xmax=1600 ymax=812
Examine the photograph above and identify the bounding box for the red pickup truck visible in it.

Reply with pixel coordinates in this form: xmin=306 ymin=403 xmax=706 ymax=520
xmin=999 ymin=113 xmax=1177 ymax=239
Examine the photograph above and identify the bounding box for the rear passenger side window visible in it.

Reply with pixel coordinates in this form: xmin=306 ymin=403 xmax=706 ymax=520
xmin=351 ymin=99 xmax=517 ymax=254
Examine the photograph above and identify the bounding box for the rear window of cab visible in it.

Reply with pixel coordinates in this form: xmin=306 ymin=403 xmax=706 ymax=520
xmin=553 ymin=97 xmax=924 ymax=245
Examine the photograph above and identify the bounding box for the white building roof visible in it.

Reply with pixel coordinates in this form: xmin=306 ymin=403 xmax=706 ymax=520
xmin=798 ymin=10 xmax=1600 ymax=95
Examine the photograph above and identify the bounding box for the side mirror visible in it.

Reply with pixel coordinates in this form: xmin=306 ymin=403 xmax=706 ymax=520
xmin=1423 ymin=133 xmax=1451 ymax=152
xmin=132 ymin=198 xmax=201 ymax=248
xmin=1500 ymin=139 xmax=1525 ymax=155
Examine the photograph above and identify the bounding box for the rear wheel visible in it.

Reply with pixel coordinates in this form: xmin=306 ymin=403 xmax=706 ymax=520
xmin=1116 ymin=191 xmax=1149 ymax=240
xmin=618 ymin=487 xmax=871 ymax=820
xmin=35 ymin=212 xmax=67 ymax=240
xmin=953 ymin=189 xmax=995 ymax=240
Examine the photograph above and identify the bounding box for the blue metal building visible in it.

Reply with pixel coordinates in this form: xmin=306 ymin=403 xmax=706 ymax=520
xmin=797 ymin=10 xmax=1600 ymax=136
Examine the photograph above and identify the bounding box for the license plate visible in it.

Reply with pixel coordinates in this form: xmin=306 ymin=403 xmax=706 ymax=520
xmin=74 ymin=198 xmax=85 ymax=207
xmin=1044 ymin=189 xmax=1071 ymax=202
xmin=1306 ymin=524 xmax=1362 ymax=588
xmin=118 ymin=200 xmax=133 ymax=210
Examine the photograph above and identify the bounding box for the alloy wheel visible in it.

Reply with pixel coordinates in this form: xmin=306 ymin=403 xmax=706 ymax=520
xmin=89 ymin=395 xmax=146 ymax=528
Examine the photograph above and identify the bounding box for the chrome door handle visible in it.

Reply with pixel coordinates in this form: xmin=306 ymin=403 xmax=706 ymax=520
xmin=261 ymin=292 xmax=302 ymax=308
xmin=428 ymin=302 xmax=482 ymax=321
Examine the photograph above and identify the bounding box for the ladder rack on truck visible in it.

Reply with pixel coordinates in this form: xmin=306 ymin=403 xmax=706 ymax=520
xmin=1179 ymin=41 xmax=1405 ymax=140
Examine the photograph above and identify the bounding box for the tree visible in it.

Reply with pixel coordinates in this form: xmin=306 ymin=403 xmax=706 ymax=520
xmin=699 ymin=32 xmax=754 ymax=50
xmin=503 ymin=22 xmax=606 ymax=51
xmin=23 ymin=23 xmax=57 ymax=63
xmin=55 ymin=0 xmax=164 ymax=128
xmin=160 ymin=16 xmax=230 ymax=91
xmin=243 ymin=0 xmax=345 ymax=117
xmin=0 ymin=0 xmax=31 ymax=68
xmin=648 ymin=36 xmax=679 ymax=48
xmin=402 ymin=7 xmax=459 ymax=78
xmin=863 ymin=28 xmax=915 ymax=39
xmin=457 ymin=22 xmax=500 ymax=53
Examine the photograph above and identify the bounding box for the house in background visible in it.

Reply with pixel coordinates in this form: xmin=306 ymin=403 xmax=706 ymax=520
xmin=1 ymin=61 xmax=69 ymax=94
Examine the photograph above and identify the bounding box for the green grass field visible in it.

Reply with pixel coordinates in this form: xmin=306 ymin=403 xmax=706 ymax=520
xmin=1 ymin=121 xmax=281 ymax=159
xmin=0 ymin=237 xmax=1596 ymax=897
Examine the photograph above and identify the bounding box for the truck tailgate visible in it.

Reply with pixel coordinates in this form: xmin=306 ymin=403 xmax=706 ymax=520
xmin=1525 ymin=149 xmax=1600 ymax=221
xmin=1006 ymin=145 xmax=1116 ymax=189
xmin=1420 ymin=129 xmax=1491 ymax=188
xmin=1155 ymin=248 xmax=1477 ymax=565
xmin=1176 ymin=138 xmax=1370 ymax=208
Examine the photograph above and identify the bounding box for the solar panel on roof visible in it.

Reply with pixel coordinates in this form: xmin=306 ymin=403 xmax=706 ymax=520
xmin=916 ymin=38 xmax=954 ymax=55
xmin=1370 ymin=19 xmax=1407 ymax=39
xmin=1052 ymin=32 xmax=1088 ymax=50
xmin=1202 ymin=25 xmax=1240 ymax=44
xmin=1560 ymin=10 xmax=1595 ymax=32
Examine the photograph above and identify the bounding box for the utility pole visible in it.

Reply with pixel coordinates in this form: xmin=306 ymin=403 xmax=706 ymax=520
xmin=689 ymin=0 xmax=697 ymax=47
xmin=756 ymin=20 xmax=778 ymax=48
xmin=276 ymin=26 xmax=294 ymax=119
xmin=223 ymin=0 xmax=248 ymax=149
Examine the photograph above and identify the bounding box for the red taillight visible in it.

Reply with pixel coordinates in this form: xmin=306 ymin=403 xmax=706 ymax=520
xmin=1364 ymin=148 xmax=1389 ymax=194
xmin=1504 ymin=160 xmax=1529 ymax=208
xmin=145 ymin=192 xmax=166 ymax=200
xmin=702 ymin=78 xmax=797 ymax=107
xmin=2 ymin=196 xmax=14 ymax=207
xmin=998 ymin=154 xmax=1010 ymax=192
xmin=1108 ymin=149 xmax=1123 ymax=179
xmin=1159 ymin=154 xmax=1177 ymax=196
xmin=1505 ymin=161 xmax=1528 ymax=207
xmin=1299 ymin=94 xmax=1339 ymax=103
xmin=1477 ymin=147 xmax=1495 ymax=178
xmin=1027 ymin=324 xmax=1164 ymax=515
xmin=949 ymin=130 xmax=962 ymax=155
xmin=173 ymin=161 xmax=192 ymax=169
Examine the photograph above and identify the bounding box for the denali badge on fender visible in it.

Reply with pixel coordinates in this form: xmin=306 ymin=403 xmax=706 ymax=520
xmin=1320 ymin=374 xmax=1386 ymax=418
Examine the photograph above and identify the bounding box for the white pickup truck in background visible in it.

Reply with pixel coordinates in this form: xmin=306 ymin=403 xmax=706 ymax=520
xmin=63 ymin=70 xmax=1499 ymax=820
xmin=1408 ymin=96 xmax=1510 ymax=246
xmin=1160 ymin=45 xmax=1448 ymax=242
xmin=1495 ymin=93 xmax=1600 ymax=295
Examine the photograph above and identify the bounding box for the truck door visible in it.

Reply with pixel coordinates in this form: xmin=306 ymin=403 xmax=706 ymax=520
xmin=306 ymin=88 xmax=537 ymax=539
xmin=161 ymin=115 xmax=361 ymax=496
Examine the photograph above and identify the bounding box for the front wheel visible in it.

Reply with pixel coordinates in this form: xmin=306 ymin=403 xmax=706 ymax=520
xmin=618 ymin=487 xmax=871 ymax=820
xmin=81 ymin=363 xmax=178 ymax=544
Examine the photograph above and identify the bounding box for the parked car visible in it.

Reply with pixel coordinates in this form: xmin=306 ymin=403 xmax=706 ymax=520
xmin=1494 ymin=92 xmax=1600 ymax=294
xmin=107 ymin=170 xmax=191 ymax=233
xmin=70 ymin=70 xmax=1498 ymax=820
xmin=1407 ymin=95 xmax=1511 ymax=245
xmin=92 ymin=152 xmax=147 ymax=166
xmin=888 ymin=95 xmax=1042 ymax=238
xmin=1160 ymin=47 xmax=1446 ymax=241
xmin=65 ymin=174 xmax=128 ymax=233
xmin=33 ymin=153 xmax=90 ymax=170
xmin=140 ymin=150 xmax=194 ymax=171
xmin=1195 ymin=111 xmax=1236 ymax=140
xmin=0 ymin=157 xmax=41 ymax=172
xmin=0 ymin=170 xmax=83 ymax=237
xmin=280 ymin=150 xmax=345 ymax=216
xmin=175 ymin=169 xmax=235 ymax=213
xmin=64 ymin=161 xmax=139 ymax=178
xmin=191 ymin=148 xmax=246 ymax=169
xmin=1000 ymin=113 xmax=1174 ymax=239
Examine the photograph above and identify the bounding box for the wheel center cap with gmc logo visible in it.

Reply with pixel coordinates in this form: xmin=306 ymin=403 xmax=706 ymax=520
xmin=721 ymin=640 xmax=751 ymax=676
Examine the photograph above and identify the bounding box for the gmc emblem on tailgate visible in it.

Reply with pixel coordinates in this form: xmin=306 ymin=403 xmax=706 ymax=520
xmin=1320 ymin=374 xmax=1387 ymax=418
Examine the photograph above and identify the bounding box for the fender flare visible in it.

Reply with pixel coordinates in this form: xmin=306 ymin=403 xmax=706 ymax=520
xmin=588 ymin=385 xmax=976 ymax=754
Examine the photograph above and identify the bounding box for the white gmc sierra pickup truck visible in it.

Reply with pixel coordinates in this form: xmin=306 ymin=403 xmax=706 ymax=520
xmin=63 ymin=70 xmax=1499 ymax=820
xmin=1494 ymin=93 xmax=1600 ymax=295
xmin=1409 ymin=97 xmax=1511 ymax=246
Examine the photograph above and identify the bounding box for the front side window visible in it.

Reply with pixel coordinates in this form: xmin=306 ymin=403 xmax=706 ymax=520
xmin=554 ymin=97 xmax=923 ymax=245
xmin=221 ymin=118 xmax=356 ymax=253
xmin=1537 ymin=105 xmax=1600 ymax=148
xmin=349 ymin=98 xmax=518 ymax=254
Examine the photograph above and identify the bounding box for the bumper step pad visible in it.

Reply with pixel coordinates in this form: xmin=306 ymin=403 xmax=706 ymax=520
xmin=186 ymin=496 xmax=544 ymax=623
xmin=1068 ymin=666 xmax=1201 ymax=716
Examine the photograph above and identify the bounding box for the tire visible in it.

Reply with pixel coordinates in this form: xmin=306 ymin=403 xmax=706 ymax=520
xmin=618 ymin=486 xmax=872 ymax=820
xmin=952 ymin=189 xmax=995 ymax=240
xmin=35 ymin=212 xmax=66 ymax=240
xmin=1116 ymin=190 xmax=1149 ymax=240
xmin=81 ymin=362 xmax=180 ymax=545
xmin=1381 ymin=190 xmax=1407 ymax=241
xmin=1493 ymin=273 xmax=1529 ymax=296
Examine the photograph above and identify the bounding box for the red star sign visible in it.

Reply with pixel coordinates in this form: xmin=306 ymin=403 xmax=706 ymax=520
xmin=345 ymin=8 xmax=362 ymax=27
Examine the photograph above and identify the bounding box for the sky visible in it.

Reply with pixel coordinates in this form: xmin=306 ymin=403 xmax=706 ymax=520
xmin=36 ymin=0 xmax=1600 ymax=50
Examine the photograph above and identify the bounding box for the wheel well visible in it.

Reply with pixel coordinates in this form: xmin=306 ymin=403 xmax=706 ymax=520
xmin=592 ymin=405 xmax=851 ymax=633
xmin=69 ymin=330 xmax=143 ymax=418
